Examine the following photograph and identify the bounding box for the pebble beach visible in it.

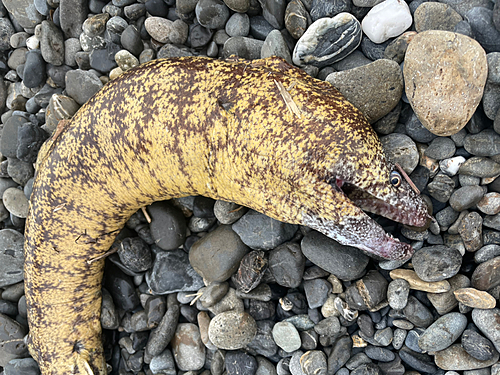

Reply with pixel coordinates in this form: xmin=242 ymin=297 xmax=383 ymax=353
xmin=0 ymin=0 xmax=500 ymax=375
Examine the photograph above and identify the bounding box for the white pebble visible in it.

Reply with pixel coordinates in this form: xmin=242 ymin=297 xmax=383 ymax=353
xmin=361 ymin=0 xmax=412 ymax=44
xmin=439 ymin=156 xmax=466 ymax=176
xmin=26 ymin=35 xmax=39 ymax=50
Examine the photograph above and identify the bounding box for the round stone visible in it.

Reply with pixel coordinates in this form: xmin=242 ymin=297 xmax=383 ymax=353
xmin=208 ymin=311 xmax=257 ymax=350
xmin=404 ymin=30 xmax=488 ymax=136
xmin=411 ymin=246 xmax=462 ymax=282
xmin=2 ymin=187 xmax=29 ymax=218
xmin=462 ymin=329 xmax=497 ymax=361
xmin=300 ymin=351 xmax=327 ymax=375
xmin=380 ymin=133 xmax=419 ymax=174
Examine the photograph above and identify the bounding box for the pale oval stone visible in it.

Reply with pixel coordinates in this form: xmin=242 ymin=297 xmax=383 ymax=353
xmin=389 ymin=269 xmax=451 ymax=293
xmin=2 ymin=187 xmax=29 ymax=218
xmin=144 ymin=17 xmax=173 ymax=44
xmin=453 ymin=287 xmax=497 ymax=309
xmin=361 ymin=0 xmax=412 ymax=44
xmin=404 ymin=30 xmax=487 ymax=136
xmin=115 ymin=50 xmax=139 ymax=71
xmin=208 ymin=311 xmax=257 ymax=350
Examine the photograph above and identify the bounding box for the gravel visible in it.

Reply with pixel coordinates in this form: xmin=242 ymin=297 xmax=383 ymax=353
xmin=1 ymin=1 xmax=500 ymax=374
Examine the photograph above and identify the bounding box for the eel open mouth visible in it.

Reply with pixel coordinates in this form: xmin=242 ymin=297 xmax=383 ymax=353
xmin=302 ymin=172 xmax=430 ymax=261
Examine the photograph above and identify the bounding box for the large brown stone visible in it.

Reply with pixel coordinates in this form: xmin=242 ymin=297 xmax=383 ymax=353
xmin=404 ymin=31 xmax=487 ymax=136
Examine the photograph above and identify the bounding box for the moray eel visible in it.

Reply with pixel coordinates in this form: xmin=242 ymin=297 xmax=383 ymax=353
xmin=24 ymin=56 xmax=429 ymax=374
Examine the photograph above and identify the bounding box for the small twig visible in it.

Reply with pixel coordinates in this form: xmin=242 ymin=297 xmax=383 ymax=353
xmin=185 ymin=291 xmax=203 ymax=306
xmin=395 ymin=163 xmax=420 ymax=195
xmin=274 ymin=79 xmax=301 ymax=118
xmin=141 ymin=206 xmax=151 ymax=223
xmin=53 ymin=203 xmax=66 ymax=212
xmin=228 ymin=205 xmax=244 ymax=213
xmin=86 ymin=244 xmax=119 ymax=265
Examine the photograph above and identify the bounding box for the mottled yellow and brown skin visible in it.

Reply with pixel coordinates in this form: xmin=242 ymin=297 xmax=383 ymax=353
xmin=25 ymin=56 xmax=428 ymax=374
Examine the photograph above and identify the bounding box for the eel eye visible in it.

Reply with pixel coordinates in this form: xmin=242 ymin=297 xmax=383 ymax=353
xmin=390 ymin=171 xmax=402 ymax=187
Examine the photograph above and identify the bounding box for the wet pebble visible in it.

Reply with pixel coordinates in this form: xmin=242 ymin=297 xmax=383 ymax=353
xmin=417 ymin=312 xmax=467 ymax=352
xmin=226 ymin=351 xmax=258 ymax=375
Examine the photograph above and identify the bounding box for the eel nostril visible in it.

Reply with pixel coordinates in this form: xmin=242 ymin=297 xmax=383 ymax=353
xmin=73 ymin=341 xmax=84 ymax=354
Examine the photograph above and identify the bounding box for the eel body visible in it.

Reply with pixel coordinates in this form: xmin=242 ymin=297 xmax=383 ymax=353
xmin=24 ymin=56 xmax=428 ymax=374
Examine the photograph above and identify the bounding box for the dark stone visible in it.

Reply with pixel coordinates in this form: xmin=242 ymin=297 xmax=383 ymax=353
xmin=225 ymin=350 xmax=258 ymax=375
xmin=462 ymin=329 xmax=497 ymax=361
xmin=23 ymin=50 xmax=46 ymax=88
xmin=148 ymin=201 xmax=186 ymax=251
xmin=89 ymin=42 xmax=121 ymax=72
xmin=118 ymin=237 xmax=153 ymax=273
xmin=146 ymin=250 xmax=204 ymax=294
xmin=310 ymin=0 xmax=352 ymax=21
xmin=104 ymin=266 xmax=140 ymax=311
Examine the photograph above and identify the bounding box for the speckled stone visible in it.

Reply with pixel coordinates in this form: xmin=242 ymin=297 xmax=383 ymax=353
xmin=471 ymin=256 xmax=500 ymax=291
xmin=404 ymin=30 xmax=488 ymax=136
xmin=380 ymin=133 xmax=419 ymax=174
xmin=414 ymin=2 xmax=462 ymax=33
xmin=208 ymin=311 xmax=257 ymax=350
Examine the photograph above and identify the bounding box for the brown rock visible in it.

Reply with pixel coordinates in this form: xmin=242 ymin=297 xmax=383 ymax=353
xmin=427 ymin=274 xmax=470 ymax=315
xmin=453 ymin=287 xmax=496 ymax=309
xmin=458 ymin=212 xmax=483 ymax=252
xmin=478 ymin=192 xmax=500 ymax=215
xmin=404 ymin=31 xmax=487 ymax=136
xmin=434 ymin=344 xmax=499 ymax=370
xmin=389 ymin=269 xmax=450 ymax=293
xmin=471 ymin=256 xmax=500 ymax=291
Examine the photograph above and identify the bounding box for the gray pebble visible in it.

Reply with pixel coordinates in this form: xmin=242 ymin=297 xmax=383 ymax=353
xmin=418 ymin=312 xmax=467 ymax=352
xmin=327 ymin=59 xmax=402 ymax=124
xmin=459 ymin=156 xmax=500 ymax=178
xmin=146 ymin=300 xmax=180 ymax=357
xmin=425 ymin=137 xmax=457 ymax=160
xmin=64 ymin=38 xmax=82 ymax=66
xmin=146 ymin=249 xmax=204 ymax=294
xmin=268 ymin=242 xmax=305 ymax=288
xmin=121 ymin=25 xmax=143 ymax=56
xmin=232 ymin=210 xmax=298 ymax=250
xmin=273 ymin=321 xmax=301 ymax=352
xmin=226 ymin=13 xmax=250 ymax=37
xmin=364 ymin=346 xmax=395 ymax=362
xmin=247 ymin=319 xmax=278 ymax=357
xmin=462 ymin=329 xmax=497 ymax=361
xmin=475 ymin=244 xmax=500 ymax=263
xmin=380 ymin=133 xmax=419 ymax=174
xmin=393 ymin=329 xmax=407 ymax=350
xmin=328 ymin=336 xmax=353 ymax=374
xmin=40 ymin=20 xmax=65 ymax=66
xmin=434 ymin=344 xmax=499 ymax=371
xmin=223 ymin=36 xmax=264 ymax=60
xmin=412 ymin=246 xmax=462 ymax=282
xmin=301 ymin=231 xmax=368 ymax=281
xmin=427 ymin=273 xmax=471 ymax=315
xmin=449 ymin=186 xmax=485 ymax=211
xmin=65 ymin=69 xmax=103 ymax=105
xmin=101 ymin=288 xmax=119 ymax=329
xmin=403 ymin=296 xmax=434 ymax=328
xmin=150 ymin=349 xmax=175 ymax=375
xmin=346 ymin=270 xmax=387 ymax=311
xmin=89 ymin=41 xmax=120 ymax=72
xmin=387 ymin=279 xmax=410 ymax=310
xmin=7 ymin=158 xmax=34 ymax=186
xmin=464 ymin=129 xmax=500 ymax=157
xmin=405 ymin=113 xmax=437 ymax=143
xmin=261 ymin=29 xmax=292 ymax=63
xmin=300 ymin=350 xmax=327 ymax=375
xmin=171 ymin=323 xmax=205 ymax=371
xmin=303 ymin=279 xmax=331 ymax=309
xmin=3 ymin=187 xmax=29 ymax=218
xmin=190 ymin=225 xmax=249 ymax=283
xmin=196 ymin=0 xmax=230 ymax=29
xmin=0 ymin=229 xmax=24 ymax=288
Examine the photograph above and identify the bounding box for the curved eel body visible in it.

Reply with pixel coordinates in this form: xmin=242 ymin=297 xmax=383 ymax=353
xmin=24 ymin=56 xmax=428 ymax=374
